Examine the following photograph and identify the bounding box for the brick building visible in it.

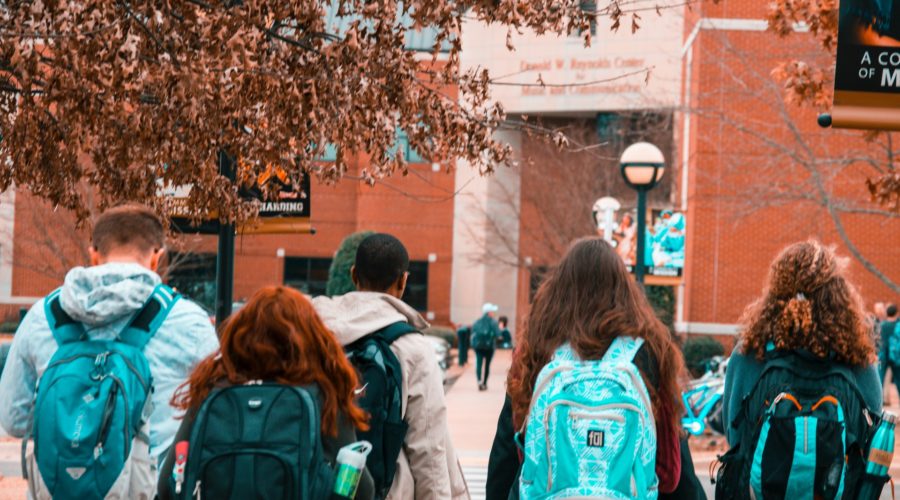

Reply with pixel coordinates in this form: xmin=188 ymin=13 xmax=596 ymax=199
xmin=678 ymin=0 xmax=900 ymax=343
xmin=455 ymin=0 xmax=900 ymax=341
xmin=0 ymin=157 xmax=458 ymax=326
xmin=1 ymin=1 xmax=898 ymax=336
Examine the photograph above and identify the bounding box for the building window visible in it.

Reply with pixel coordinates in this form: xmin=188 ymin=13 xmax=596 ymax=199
xmin=581 ymin=1 xmax=597 ymax=37
xmin=284 ymin=257 xmax=333 ymax=297
xmin=403 ymin=261 xmax=429 ymax=312
xmin=166 ymin=252 xmax=217 ymax=314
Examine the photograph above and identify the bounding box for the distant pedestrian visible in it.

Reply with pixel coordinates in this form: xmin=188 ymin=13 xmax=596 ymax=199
xmin=719 ymin=240 xmax=883 ymax=498
xmin=0 ymin=204 xmax=218 ymax=499
xmin=873 ymin=302 xmax=887 ymax=381
xmin=492 ymin=237 xmax=702 ymax=499
xmin=497 ymin=316 xmax=512 ymax=349
xmin=456 ymin=324 xmax=471 ymax=365
xmin=472 ymin=303 xmax=501 ymax=391
xmin=313 ymin=233 xmax=468 ymax=500
xmin=881 ymin=303 xmax=900 ymax=396
xmin=158 ymin=286 xmax=374 ymax=500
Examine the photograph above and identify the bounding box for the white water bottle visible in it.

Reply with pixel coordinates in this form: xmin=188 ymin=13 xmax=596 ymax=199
xmin=333 ymin=441 xmax=372 ymax=498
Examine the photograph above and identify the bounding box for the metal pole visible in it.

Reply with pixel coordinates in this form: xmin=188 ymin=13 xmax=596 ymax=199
xmin=635 ymin=188 xmax=647 ymax=284
xmin=215 ymin=150 xmax=235 ymax=327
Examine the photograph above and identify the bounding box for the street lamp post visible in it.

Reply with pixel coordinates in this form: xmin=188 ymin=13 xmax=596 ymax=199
xmin=619 ymin=142 xmax=665 ymax=284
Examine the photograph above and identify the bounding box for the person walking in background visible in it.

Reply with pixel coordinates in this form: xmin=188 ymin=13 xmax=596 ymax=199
xmin=158 ymin=286 xmax=374 ymax=500
xmin=874 ymin=302 xmax=887 ymax=382
xmin=881 ymin=303 xmax=900 ymax=401
xmin=456 ymin=324 xmax=471 ymax=366
xmin=313 ymin=233 xmax=468 ymax=500
xmin=719 ymin=241 xmax=883 ymax=498
xmin=497 ymin=316 xmax=512 ymax=349
xmin=472 ymin=303 xmax=501 ymax=391
xmin=489 ymin=237 xmax=703 ymax=499
xmin=0 ymin=204 xmax=218 ymax=499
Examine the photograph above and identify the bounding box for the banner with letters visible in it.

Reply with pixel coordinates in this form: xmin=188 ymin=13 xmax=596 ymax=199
xmin=832 ymin=0 xmax=900 ymax=129
xmin=169 ymin=167 xmax=312 ymax=235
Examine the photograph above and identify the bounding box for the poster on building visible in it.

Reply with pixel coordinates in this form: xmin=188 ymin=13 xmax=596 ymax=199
xmin=169 ymin=167 xmax=312 ymax=235
xmin=832 ymin=0 xmax=900 ymax=130
xmin=598 ymin=208 xmax=685 ymax=278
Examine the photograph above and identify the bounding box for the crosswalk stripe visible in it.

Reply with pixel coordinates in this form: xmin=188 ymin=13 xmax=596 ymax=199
xmin=463 ymin=466 xmax=487 ymax=500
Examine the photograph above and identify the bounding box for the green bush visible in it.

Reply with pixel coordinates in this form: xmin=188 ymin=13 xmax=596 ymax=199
xmin=683 ymin=336 xmax=726 ymax=377
xmin=646 ymin=285 xmax=675 ymax=334
xmin=326 ymin=231 xmax=375 ymax=297
xmin=423 ymin=326 xmax=457 ymax=348
xmin=0 ymin=321 xmax=19 ymax=334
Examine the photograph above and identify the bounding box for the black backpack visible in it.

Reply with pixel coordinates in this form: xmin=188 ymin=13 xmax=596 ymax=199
xmin=345 ymin=322 xmax=419 ymax=499
xmin=471 ymin=317 xmax=495 ymax=350
xmin=714 ymin=351 xmax=876 ymax=500
xmin=176 ymin=384 xmax=335 ymax=499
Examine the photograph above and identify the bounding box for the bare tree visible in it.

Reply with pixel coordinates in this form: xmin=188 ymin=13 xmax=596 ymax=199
xmin=463 ymin=113 xmax=676 ymax=270
xmin=0 ymin=0 xmax=612 ymax=224
xmin=689 ymin=31 xmax=900 ymax=293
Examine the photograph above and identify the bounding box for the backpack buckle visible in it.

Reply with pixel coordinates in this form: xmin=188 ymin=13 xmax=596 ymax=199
xmin=90 ymin=351 xmax=110 ymax=381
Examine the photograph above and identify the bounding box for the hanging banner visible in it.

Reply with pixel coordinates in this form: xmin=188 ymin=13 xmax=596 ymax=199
xmin=169 ymin=168 xmax=312 ymax=235
xmin=832 ymin=0 xmax=900 ymax=130
xmin=596 ymin=206 xmax=685 ymax=282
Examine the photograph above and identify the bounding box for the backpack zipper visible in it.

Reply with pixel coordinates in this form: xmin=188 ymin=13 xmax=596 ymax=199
xmin=804 ymin=416 xmax=809 ymax=454
xmin=193 ymin=480 xmax=201 ymax=499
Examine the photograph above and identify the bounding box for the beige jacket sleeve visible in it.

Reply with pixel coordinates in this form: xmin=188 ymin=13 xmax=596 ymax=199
xmin=390 ymin=334 xmax=468 ymax=500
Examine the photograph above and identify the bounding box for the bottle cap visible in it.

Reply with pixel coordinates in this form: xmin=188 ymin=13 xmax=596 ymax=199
xmin=336 ymin=441 xmax=372 ymax=469
xmin=883 ymin=411 xmax=896 ymax=425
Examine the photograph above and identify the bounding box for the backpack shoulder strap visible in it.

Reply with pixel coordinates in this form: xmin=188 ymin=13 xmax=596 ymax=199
xmin=373 ymin=321 xmax=420 ymax=344
xmin=43 ymin=288 xmax=86 ymax=346
xmin=119 ymin=284 xmax=180 ymax=350
xmin=600 ymin=336 xmax=645 ymax=365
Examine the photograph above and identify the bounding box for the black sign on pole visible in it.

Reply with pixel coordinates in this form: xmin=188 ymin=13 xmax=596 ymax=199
xmin=215 ymin=151 xmax=236 ymax=328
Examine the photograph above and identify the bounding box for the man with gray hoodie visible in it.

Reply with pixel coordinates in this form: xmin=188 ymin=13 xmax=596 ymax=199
xmin=313 ymin=233 xmax=468 ymax=500
xmin=0 ymin=204 xmax=219 ymax=470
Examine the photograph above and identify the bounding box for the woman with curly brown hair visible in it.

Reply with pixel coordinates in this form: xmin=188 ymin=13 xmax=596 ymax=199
xmin=719 ymin=240 xmax=883 ymax=498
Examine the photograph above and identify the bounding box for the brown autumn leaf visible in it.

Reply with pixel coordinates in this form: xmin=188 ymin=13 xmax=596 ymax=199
xmin=0 ymin=0 xmax=598 ymax=224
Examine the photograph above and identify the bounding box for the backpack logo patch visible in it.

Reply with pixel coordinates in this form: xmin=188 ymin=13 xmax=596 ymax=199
xmin=65 ymin=467 xmax=86 ymax=480
xmin=587 ymin=429 xmax=604 ymax=448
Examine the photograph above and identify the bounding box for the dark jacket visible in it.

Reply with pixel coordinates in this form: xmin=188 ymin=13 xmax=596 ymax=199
xmin=486 ymin=344 xmax=706 ymax=499
xmin=472 ymin=314 xmax=501 ymax=351
xmin=157 ymin=406 xmax=375 ymax=500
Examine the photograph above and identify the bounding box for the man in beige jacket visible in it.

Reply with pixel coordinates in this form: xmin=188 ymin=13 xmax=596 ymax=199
xmin=313 ymin=233 xmax=469 ymax=500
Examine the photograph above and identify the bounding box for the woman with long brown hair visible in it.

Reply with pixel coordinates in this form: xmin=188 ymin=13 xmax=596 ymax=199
xmin=719 ymin=240 xmax=882 ymax=498
xmin=487 ymin=237 xmax=701 ymax=499
xmin=157 ymin=286 xmax=374 ymax=500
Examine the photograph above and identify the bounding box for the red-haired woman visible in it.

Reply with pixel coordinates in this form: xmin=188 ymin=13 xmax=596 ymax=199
xmin=486 ymin=237 xmax=704 ymax=499
xmin=157 ymin=286 xmax=373 ymax=500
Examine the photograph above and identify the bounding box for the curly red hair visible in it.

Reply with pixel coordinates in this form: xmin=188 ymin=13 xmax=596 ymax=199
xmin=739 ymin=240 xmax=875 ymax=367
xmin=172 ymin=286 xmax=368 ymax=435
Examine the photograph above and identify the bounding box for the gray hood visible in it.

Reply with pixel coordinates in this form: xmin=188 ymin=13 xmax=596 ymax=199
xmin=312 ymin=291 xmax=429 ymax=345
xmin=59 ymin=262 xmax=160 ymax=328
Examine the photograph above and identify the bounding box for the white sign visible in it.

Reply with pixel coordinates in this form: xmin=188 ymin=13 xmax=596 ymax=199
xmin=462 ymin=8 xmax=684 ymax=113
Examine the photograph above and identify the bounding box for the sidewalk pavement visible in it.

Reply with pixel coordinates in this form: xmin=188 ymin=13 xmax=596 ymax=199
xmin=446 ymin=349 xmax=512 ymax=500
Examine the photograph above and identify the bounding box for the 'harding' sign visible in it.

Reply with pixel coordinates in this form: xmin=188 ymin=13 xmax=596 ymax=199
xmin=832 ymin=0 xmax=900 ymax=129
xmin=171 ymin=169 xmax=312 ymax=235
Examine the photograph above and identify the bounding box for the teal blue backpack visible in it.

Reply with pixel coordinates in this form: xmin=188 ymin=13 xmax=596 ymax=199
xmin=23 ymin=284 xmax=178 ymax=500
xmin=520 ymin=336 xmax=657 ymax=499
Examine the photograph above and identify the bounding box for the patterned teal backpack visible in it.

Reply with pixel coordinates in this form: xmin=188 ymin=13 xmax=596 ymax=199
xmin=520 ymin=336 xmax=657 ymax=499
xmin=23 ymin=284 xmax=178 ymax=500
